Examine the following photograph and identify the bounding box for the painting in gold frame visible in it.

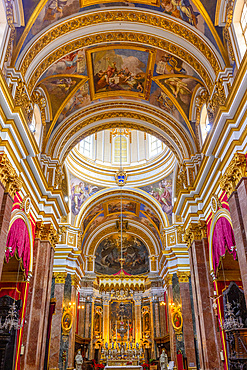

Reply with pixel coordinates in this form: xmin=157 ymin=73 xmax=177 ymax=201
xmin=86 ymin=45 xmax=156 ymax=101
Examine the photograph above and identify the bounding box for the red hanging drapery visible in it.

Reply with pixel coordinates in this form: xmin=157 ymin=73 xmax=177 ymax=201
xmin=5 ymin=218 xmax=30 ymax=277
xmin=212 ymin=217 xmax=236 ymax=273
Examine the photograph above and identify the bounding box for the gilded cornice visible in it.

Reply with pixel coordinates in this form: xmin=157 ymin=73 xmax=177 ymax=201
xmin=24 ymin=29 xmax=215 ymax=95
xmin=220 ymin=153 xmax=247 ymax=198
xmin=183 ymin=221 xmax=207 ymax=248
xmin=177 ymin=271 xmax=190 ymax=283
xmin=53 ymin=272 xmax=67 ymax=284
xmin=48 ymin=102 xmax=194 ymax=162
xmin=0 ymin=153 xmax=22 ymax=198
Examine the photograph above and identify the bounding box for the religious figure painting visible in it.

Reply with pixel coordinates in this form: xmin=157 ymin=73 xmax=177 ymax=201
xmin=140 ymin=174 xmax=173 ymax=224
xmin=40 ymin=49 xmax=87 ymax=79
xmin=154 ymin=75 xmax=202 ymax=118
xmin=39 ymin=76 xmax=82 ymax=118
xmin=87 ymin=46 xmax=154 ymax=99
xmin=56 ymin=82 xmax=90 ymax=126
xmin=83 ymin=204 xmax=104 ymax=230
xmin=70 ymin=175 xmax=103 ymax=216
xmin=95 ymin=234 xmax=149 ymax=275
xmin=108 ymin=200 xmax=136 ymax=215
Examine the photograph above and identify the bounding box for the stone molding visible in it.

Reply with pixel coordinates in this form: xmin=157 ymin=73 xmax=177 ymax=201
xmin=183 ymin=221 xmax=207 ymax=249
xmin=220 ymin=153 xmax=247 ymax=198
xmin=0 ymin=153 xmax=22 ymax=198
xmin=53 ymin=272 xmax=67 ymax=284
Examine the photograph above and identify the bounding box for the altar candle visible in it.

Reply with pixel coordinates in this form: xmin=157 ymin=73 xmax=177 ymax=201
xmin=116 ymin=320 xmax=117 ymax=342
xmin=128 ymin=320 xmax=129 ymax=341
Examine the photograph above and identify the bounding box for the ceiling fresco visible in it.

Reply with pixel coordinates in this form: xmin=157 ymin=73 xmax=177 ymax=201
xmin=15 ymin=0 xmax=223 ymax=57
xmin=94 ymin=234 xmax=150 ymax=275
xmin=35 ymin=45 xmax=204 ymax=144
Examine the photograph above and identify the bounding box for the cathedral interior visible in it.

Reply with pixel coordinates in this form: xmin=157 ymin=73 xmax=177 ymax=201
xmin=0 ymin=0 xmax=246 ymax=368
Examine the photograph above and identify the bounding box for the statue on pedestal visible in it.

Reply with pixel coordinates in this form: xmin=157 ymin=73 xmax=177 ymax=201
xmin=75 ymin=349 xmax=83 ymax=370
xmin=160 ymin=349 xmax=168 ymax=370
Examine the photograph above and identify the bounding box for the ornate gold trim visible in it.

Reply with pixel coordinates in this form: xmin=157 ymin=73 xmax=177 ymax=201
xmin=47 ymin=102 xmax=194 ymax=162
xmin=0 ymin=153 xmax=22 ymax=198
xmin=177 ymin=271 xmax=190 ymax=283
xmin=183 ymin=221 xmax=207 ymax=248
xmin=24 ymin=30 xmax=215 ymax=95
xmin=53 ymin=272 xmax=67 ymax=284
xmin=220 ymin=153 xmax=247 ymax=198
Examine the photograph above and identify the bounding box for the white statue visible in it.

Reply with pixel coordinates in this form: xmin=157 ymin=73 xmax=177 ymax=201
xmin=168 ymin=361 xmax=174 ymax=370
xmin=160 ymin=349 xmax=168 ymax=370
xmin=75 ymin=349 xmax=83 ymax=370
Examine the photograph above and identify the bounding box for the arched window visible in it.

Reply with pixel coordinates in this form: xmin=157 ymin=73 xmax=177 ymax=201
xmin=233 ymin=0 xmax=247 ymax=62
xmin=30 ymin=104 xmax=43 ymax=147
xmin=241 ymin=0 xmax=247 ymax=43
xmin=80 ymin=135 xmax=93 ymax=159
xmin=114 ymin=136 xmax=127 ymax=163
xmin=199 ymin=104 xmax=210 ymax=144
xmin=0 ymin=0 xmax=7 ymax=67
xmin=148 ymin=135 xmax=162 ymax=158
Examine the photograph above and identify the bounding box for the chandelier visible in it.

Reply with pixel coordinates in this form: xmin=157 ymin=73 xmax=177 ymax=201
xmin=0 ymin=302 xmax=23 ymax=332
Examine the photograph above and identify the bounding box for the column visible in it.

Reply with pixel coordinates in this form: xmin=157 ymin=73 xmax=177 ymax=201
xmin=184 ymin=224 xmax=222 ymax=370
xmin=220 ymin=153 xmax=247 ymax=304
xmin=165 ymin=275 xmax=176 ymax=363
xmin=134 ymin=297 xmax=142 ymax=343
xmin=68 ymin=275 xmax=80 ymax=367
xmin=23 ymin=223 xmax=58 ymax=369
xmin=0 ymin=153 xmax=22 ymax=277
xmin=49 ymin=272 xmax=67 ymax=369
xmin=177 ymin=272 xmax=197 ymax=370
xmin=103 ymin=298 xmax=110 ymax=344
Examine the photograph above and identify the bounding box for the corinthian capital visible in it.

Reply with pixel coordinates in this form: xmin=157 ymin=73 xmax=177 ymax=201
xmin=0 ymin=153 xmax=22 ymax=198
xmin=184 ymin=221 xmax=207 ymax=248
xmin=220 ymin=153 xmax=247 ymax=198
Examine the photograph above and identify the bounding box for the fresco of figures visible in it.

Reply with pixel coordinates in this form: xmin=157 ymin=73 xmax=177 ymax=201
xmin=141 ymin=174 xmax=173 ymax=224
xmin=95 ymin=234 xmax=149 ymax=275
xmin=89 ymin=48 xmax=150 ymax=95
xmin=70 ymin=176 xmax=103 ymax=217
xmin=108 ymin=200 xmax=136 ymax=214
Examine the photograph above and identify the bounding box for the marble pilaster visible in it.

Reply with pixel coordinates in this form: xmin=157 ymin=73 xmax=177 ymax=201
xmin=49 ymin=272 xmax=67 ymax=369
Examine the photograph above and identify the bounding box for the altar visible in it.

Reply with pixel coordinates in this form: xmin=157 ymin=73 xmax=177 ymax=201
xmin=105 ymin=365 xmax=142 ymax=370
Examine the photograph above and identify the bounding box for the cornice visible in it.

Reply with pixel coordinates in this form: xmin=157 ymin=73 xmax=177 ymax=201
xmin=220 ymin=152 xmax=247 ymax=198
xmin=0 ymin=153 xmax=22 ymax=198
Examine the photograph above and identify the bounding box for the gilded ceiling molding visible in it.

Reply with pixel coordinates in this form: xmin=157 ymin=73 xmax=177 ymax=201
xmin=23 ymin=30 xmax=216 ymax=95
xmin=223 ymin=0 xmax=235 ymax=62
xmin=220 ymin=153 xmax=247 ymax=198
xmin=183 ymin=221 xmax=207 ymax=249
xmin=86 ymin=224 xmax=157 ymax=257
xmin=47 ymin=102 xmax=195 ymax=162
xmin=0 ymin=153 xmax=22 ymax=198
xmin=4 ymin=0 xmax=16 ymax=63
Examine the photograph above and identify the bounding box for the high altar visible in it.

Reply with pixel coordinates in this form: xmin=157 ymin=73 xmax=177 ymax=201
xmin=77 ymin=271 xmax=168 ymax=364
